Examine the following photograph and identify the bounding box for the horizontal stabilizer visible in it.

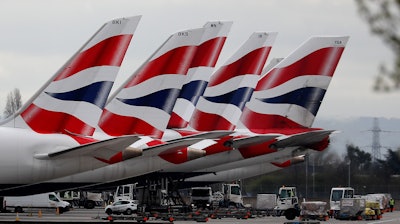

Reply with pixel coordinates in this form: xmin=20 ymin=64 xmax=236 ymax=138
xmin=272 ymin=130 xmax=334 ymax=149
xmin=167 ymin=130 xmax=234 ymax=142
xmin=34 ymin=135 xmax=141 ymax=160
xmin=143 ymin=138 xmax=205 ymax=157
xmin=232 ymin=134 xmax=280 ymax=148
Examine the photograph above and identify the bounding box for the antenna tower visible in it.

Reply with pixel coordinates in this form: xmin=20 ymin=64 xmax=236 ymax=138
xmin=371 ymin=117 xmax=381 ymax=161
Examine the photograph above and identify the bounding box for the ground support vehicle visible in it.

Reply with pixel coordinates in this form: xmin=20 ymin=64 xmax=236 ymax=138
xmin=147 ymin=206 xmax=209 ymax=222
xmin=299 ymin=201 xmax=329 ymax=221
xmin=57 ymin=190 xmax=103 ymax=209
xmin=190 ymin=187 xmax=213 ymax=209
xmin=249 ymin=186 xmax=300 ymax=220
xmin=329 ymin=187 xmax=354 ymax=218
xmin=210 ymin=183 xmax=244 ymax=208
xmin=104 ymin=212 xmax=150 ymax=223
xmin=4 ymin=192 xmax=70 ymax=213
xmin=362 ymin=193 xmax=391 ymax=213
xmin=336 ymin=198 xmax=365 ymax=220
xmin=209 ymin=207 xmax=252 ymax=219
xmin=253 ymin=194 xmax=276 ymax=216
xmin=361 ymin=201 xmax=382 ymax=220
xmin=273 ymin=186 xmax=300 ymax=220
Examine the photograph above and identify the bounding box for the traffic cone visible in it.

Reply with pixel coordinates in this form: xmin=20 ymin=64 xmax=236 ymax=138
xmin=56 ymin=207 xmax=60 ymax=215
xmin=15 ymin=212 xmax=20 ymax=222
xmin=38 ymin=209 xmax=42 ymax=218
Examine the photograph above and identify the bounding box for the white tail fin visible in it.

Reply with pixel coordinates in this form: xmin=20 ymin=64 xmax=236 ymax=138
xmin=240 ymin=36 xmax=349 ymax=132
xmin=98 ymin=26 xmax=205 ymax=139
xmin=189 ymin=32 xmax=278 ymax=131
xmin=0 ymin=16 xmax=141 ymax=137
xmin=167 ymin=21 xmax=233 ymax=129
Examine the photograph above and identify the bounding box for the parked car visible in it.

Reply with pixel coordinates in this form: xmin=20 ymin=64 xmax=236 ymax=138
xmin=105 ymin=200 xmax=138 ymax=215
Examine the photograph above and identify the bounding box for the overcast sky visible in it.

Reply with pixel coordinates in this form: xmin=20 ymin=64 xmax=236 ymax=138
xmin=0 ymin=0 xmax=398 ymax=121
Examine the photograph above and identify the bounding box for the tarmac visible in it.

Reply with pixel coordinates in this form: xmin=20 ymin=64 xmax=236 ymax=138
xmin=0 ymin=207 xmax=399 ymax=224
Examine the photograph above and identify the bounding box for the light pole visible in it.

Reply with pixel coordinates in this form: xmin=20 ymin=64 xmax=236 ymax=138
xmin=347 ymin=159 xmax=351 ymax=187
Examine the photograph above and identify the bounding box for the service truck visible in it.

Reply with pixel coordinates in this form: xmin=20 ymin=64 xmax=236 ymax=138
xmin=329 ymin=187 xmax=354 ymax=218
xmin=254 ymin=186 xmax=300 ymax=220
xmin=57 ymin=190 xmax=103 ymax=209
xmin=4 ymin=192 xmax=71 ymax=213
xmin=190 ymin=187 xmax=213 ymax=209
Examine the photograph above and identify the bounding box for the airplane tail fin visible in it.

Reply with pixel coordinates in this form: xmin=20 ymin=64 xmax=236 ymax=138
xmin=0 ymin=16 xmax=141 ymax=136
xmin=98 ymin=26 xmax=205 ymax=139
xmin=189 ymin=32 xmax=278 ymax=131
xmin=167 ymin=21 xmax=232 ymax=129
xmin=240 ymin=36 xmax=349 ymax=132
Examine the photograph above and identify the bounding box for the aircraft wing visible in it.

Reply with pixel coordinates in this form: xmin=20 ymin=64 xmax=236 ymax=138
xmin=34 ymin=135 xmax=142 ymax=160
xmin=271 ymin=130 xmax=335 ymax=149
xmin=142 ymin=138 xmax=206 ymax=157
xmin=166 ymin=130 xmax=234 ymax=142
xmin=231 ymin=134 xmax=280 ymax=148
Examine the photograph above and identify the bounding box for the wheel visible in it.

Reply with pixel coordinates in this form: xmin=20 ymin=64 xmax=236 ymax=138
xmin=125 ymin=208 xmax=132 ymax=215
xmin=85 ymin=201 xmax=95 ymax=209
xmin=284 ymin=209 xmax=296 ymax=220
xmin=106 ymin=208 xmax=113 ymax=215
xmin=14 ymin=207 xmax=23 ymax=213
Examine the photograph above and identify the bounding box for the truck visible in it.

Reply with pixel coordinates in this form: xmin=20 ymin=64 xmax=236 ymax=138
xmin=57 ymin=190 xmax=103 ymax=209
xmin=273 ymin=186 xmax=300 ymax=220
xmin=254 ymin=186 xmax=300 ymax=220
xmin=211 ymin=183 xmax=244 ymax=208
xmin=189 ymin=187 xmax=213 ymax=209
xmin=329 ymin=187 xmax=354 ymax=218
xmin=4 ymin=192 xmax=71 ymax=213
xmin=114 ymin=184 xmax=136 ymax=202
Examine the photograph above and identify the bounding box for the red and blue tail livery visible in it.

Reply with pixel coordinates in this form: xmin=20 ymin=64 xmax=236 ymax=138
xmin=190 ymin=32 xmax=277 ymax=131
xmin=168 ymin=21 xmax=232 ymax=129
xmin=98 ymin=27 xmax=205 ymax=138
xmin=1 ymin=16 xmax=141 ymax=137
xmin=240 ymin=36 xmax=349 ymax=133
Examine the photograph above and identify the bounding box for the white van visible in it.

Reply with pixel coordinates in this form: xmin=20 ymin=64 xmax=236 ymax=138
xmin=4 ymin=192 xmax=71 ymax=213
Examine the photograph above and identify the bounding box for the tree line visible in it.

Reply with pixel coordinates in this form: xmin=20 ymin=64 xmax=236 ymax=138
xmin=242 ymin=144 xmax=400 ymax=200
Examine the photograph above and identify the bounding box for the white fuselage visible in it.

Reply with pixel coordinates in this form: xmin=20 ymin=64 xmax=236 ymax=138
xmin=0 ymin=127 xmax=105 ymax=185
xmin=48 ymin=138 xmax=303 ymax=186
